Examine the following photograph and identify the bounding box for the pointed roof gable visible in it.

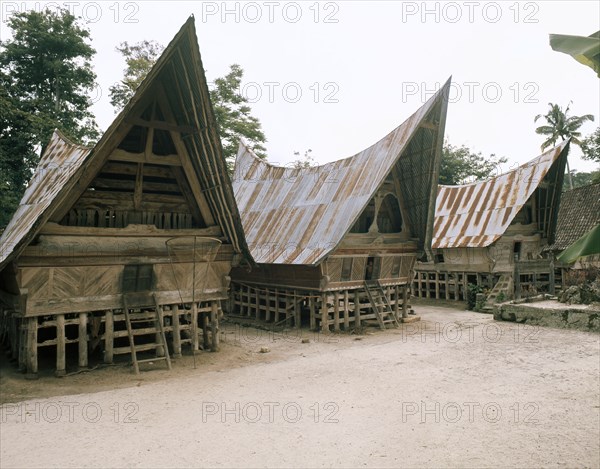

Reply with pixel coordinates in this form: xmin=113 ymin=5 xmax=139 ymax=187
xmin=0 ymin=16 xmax=250 ymax=270
xmin=432 ymin=140 xmax=570 ymax=249
xmin=232 ymin=79 xmax=451 ymax=265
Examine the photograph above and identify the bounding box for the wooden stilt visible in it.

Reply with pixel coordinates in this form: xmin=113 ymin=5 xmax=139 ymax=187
xmin=294 ymin=290 xmax=300 ymax=328
xmin=26 ymin=317 xmax=38 ymax=379
xmin=321 ymin=294 xmax=329 ymax=332
xmin=191 ymin=302 xmax=199 ymax=353
xmin=202 ymin=313 xmax=209 ymax=349
xmin=104 ymin=310 xmax=114 ymax=364
xmin=55 ymin=314 xmax=66 ymax=377
xmin=78 ymin=312 xmax=88 ymax=370
xmin=309 ymin=297 xmax=316 ymax=330
xmin=172 ymin=305 xmax=182 ymax=358
xmin=210 ymin=301 xmax=219 ymax=352
xmin=402 ymin=285 xmax=408 ymax=319
xmin=343 ymin=290 xmax=350 ymax=330
xmin=354 ymin=290 xmax=361 ymax=327
xmin=394 ymin=285 xmax=400 ymax=320
xmin=435 ymin=273 xmax=440 ymax=299
xmin=333 ymin=291 xmax=340 ymax=332
xmin=18 ymin=317 xmax=26 ymax=372
xmin=255 ymin=287 xmax=260 ymax=320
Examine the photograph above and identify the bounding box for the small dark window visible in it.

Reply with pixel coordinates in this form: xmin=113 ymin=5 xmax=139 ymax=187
xmin=513 ymin=242 xmax=522 ymax=261
xmin=435 ymin=253 xmax=444 ymax=263
xmin=341 ymin=258 xmax=353 ymax=281
xmin=122 ymin=264 xmax=154 ymax=292
xmin=365 ymin=257 xmax=381 ymax=280
xmin=391 ymin=257 xmax=401 ymax=278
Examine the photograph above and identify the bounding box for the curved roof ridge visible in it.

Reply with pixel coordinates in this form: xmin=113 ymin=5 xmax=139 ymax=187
xmin=437 ymin=139 xmax=570 ymax=190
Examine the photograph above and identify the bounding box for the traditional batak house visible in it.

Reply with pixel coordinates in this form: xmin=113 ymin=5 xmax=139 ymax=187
xmin=413 ymin=140 xmax=570 ymax=306
xmin=545 ymin=182 xmax=600 ymax=270
xmin=0 ymin=17 xmax=251 ymax=377
xmin=228 ymin=80 xmax=451 ymax=332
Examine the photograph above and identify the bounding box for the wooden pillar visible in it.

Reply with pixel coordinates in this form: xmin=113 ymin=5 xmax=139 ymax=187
xmin=354 ymin=290 xmax=361 ymax=327
xmin=265 ymin=288 xmax=271 ymax=322
xmin=155 ymin=304 xmax=165 ymax=357
xmin=171 ymin=305 xmax=182 ymax=358
xmin=462 ymin=273 xmax=468 ymax=302
xmin=416 ymin=273 xmax=422 ymax=298
xmin=343 ymin=290 xmax=350 ymax=330
xmin=320 ymin=293 xmax=329 ymax=332
xmin=26 ymin=317 xmax=38 ymax=379
xmin=191 ymin=302 xmax=199 ymax=353
xmin=333 ymin=291 xmax=340 ymax=332
xmin=255 ymin=287 xmax=260 ymax=320
xmin=394 ymin=285 xmax=400 ymax=319
xmin=435 ymin=273 xmax=440 ymax=299
xmin=309 ymin=297 xmax=316 ymax=330
xmin=402 ymin=285 xmax=408 ymax=319
xmin=202 ymin=313 xmax=209 ymax=349
xmin=104 ymin=310 xmax=114 ymax=364
xmin=444 ymin=274 xmax=449 ymax=300
xmin=78 ymin=312 xmax=88 ymax=370
xmin=294 ymin=290 xmax=300 ymax=329
xmin=549 ymin=259 xmax=556 ymax=295
xmin=454 ymin=274 xmax=459 ymax=301
xmin=18 ymin=318 xmax=26 ymax=372
xmin=210 ymin=301 xmax=219 ymax=352
xmin=55 ymin=314 xmax=66 ymax=377
xmin=274 ymin=288 xmax=279 ymax=323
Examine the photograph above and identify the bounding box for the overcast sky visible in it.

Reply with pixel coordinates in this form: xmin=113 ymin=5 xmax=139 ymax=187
xmin=2 ymin=1 xmax=599 ymax=173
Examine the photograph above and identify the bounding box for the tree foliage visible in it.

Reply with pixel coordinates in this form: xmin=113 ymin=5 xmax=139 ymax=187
xmin=0 ymin=9 xmax=98 ymax=227
xmin=567 ymin=169 xmax=600 ymax=190
xmin=439 ymin=142 xmax=508 ymax=185
xmin=534 ymin=102 xmax=595 ymax=150
xmin=580 ymin=127 xmax=600 ymax=163
xmin=209 ymin=64 xmax=267 ymax=169
xmin=109 ymin=40 xmax=164 ymax=111
xmin=291 ymin=149 xmax=316 ymax=169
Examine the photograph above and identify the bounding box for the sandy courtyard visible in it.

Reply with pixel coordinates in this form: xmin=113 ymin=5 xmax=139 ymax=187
xmin=1 ymin=303 xmax=599 ymax=468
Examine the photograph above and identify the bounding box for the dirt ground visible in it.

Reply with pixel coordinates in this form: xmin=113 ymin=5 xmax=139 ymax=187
xmin=1 ymin=302 xmax=599 ymax=468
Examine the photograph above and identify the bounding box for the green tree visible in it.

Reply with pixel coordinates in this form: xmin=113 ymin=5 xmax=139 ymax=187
xmin=580 ymin=127 xmax=600 ymax=163
xmin=109 ymin=40 xmax=164 ymax=111
xmin=0 ymin=9 xmax=98 ymax=227
xmin=439 ymin=142 xmax=508 ymax=185
xmin=209 ymin=64 xmax=267 ymax=170
xmin=291 ymin=149 xmax=316 ymax=169
xmin=534 ymin=102 xmax=595 ymax=189
xmin=567 ymin=169 xmax=600 ymax=190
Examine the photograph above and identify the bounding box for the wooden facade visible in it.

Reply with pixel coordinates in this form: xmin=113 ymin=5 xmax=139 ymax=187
xmin=413 ymin=141 xmax=570 ymax=305
xmin=229 ymin=80 xmax=451 ymax=331
xmin=0 ymin=18 xmax=250 ymax=377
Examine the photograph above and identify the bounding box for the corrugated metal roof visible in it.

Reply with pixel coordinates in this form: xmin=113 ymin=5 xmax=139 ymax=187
xmin=233 ymin=80 xmax=450 ymax=265
xmin=432 ymin=141 xmax=570 ymax=249
xmin=0 ymin=17 xmax=251 ymax=271
xmin=0 ymin=131 xmax=90 ymax=267
xmin=545 ymin=182 xmax=600 ymax=251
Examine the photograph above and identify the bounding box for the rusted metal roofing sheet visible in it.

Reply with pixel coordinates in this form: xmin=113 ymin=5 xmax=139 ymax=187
xmin=432 ymin=140 xmax=570 ymax=249
xmin=0 ymin=131 xmax=90 ymax=268
xmin=0 ymin=17 xmax=251 ymax=271
xmin=233 ymin=80 xmax=450 ymax=265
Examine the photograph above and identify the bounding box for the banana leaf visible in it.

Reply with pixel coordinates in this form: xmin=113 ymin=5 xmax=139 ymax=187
xmin=557 ymin=224 xmax=600 ymax=264
xmin=550 ymin=31 xmax=600 ymax=78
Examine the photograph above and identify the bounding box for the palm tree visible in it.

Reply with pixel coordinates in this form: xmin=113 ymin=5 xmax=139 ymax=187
xmin=534 ymin=102 xmax=595 ymax=189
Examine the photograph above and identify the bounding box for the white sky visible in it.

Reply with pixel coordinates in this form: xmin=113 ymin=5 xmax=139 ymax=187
xmin=1 ymin=1 xmax=599 ymax=173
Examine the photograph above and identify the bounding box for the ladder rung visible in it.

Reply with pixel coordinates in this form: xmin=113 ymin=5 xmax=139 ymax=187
xmin=114 ymin=343 xmax=162 ymax=355
xmin=137 ymin=357 xmax=169 ymax=364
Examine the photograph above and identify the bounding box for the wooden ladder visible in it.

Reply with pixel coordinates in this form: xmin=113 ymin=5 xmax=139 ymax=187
xmin=364 ymin=281 xmax=400 ymax=330
xmin=121 ymin=293 xmax=172 ymax=374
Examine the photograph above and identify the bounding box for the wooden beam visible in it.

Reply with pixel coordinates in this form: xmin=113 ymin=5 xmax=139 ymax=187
xmin=134 ymin=163 xmax=143 ymax=211
xmin=108 ymin=148 xmax=181 ymax=166
xmin=156 ymin=87 xmax=216 ymax=226
xmin=125 ymin=116 xmax=197 ymax=134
